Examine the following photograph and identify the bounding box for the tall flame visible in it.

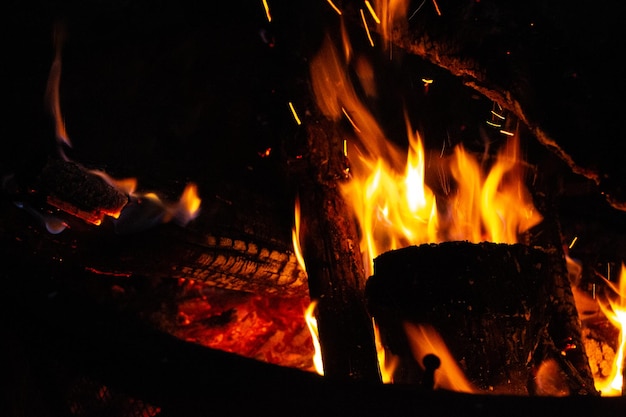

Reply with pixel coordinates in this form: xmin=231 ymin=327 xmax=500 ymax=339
xmin=305 ymin=300 xmax=324 ymax=375
xmin=310 ymin=29 xmax=542 ymax=277
xmin=45 ymin=22 xmax=71 ymax=156
xmin=595 ymin=263 xmax=626 ymax=395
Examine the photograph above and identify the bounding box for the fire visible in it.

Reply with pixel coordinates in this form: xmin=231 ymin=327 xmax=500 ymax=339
xmin=292 ymin=194 xmax=307 ymax=272
xmin=292 ymin=195 xmax=325 ymax=375
xmin=594 ymin=263 xmax=626 ymax=396
xmin=403 ymin=322 xmax=477 ymax=393
xmin=373 ymin=318 xmax=398 ymax=383
xmin=305 ymin=300 xmax=324 ymax=375
xmin=301 ymin=3 xmax=544 ymax=385
xmin=38 ymin=22 xmax=202 ymax=231
xmin=310 ymin=27 xmax=542 ymax=278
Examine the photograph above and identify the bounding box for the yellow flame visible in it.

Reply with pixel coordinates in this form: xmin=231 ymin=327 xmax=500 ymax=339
xmin=595 ymin=263 xmax=626 ymax=396
xmin=292 ymin=194 xmax=306 ymax=272
xmin=373 ymin=318 xmax=398 ymax=383
xmin=305 ymin=300 xmax=324 ymax=375
xmin=304 ymin=4 xmax=543 ymax=382
xmin=404 ymin=322 xmax=476 ymax=392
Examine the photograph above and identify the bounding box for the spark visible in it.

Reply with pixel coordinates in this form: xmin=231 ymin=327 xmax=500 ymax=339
xmin=364 ymin=1 xmax=381 ymax=24
xmin=431 ymin=0 xmax=442 ymax=16
xmin=409 ymin=0 xmax=427 ymax=20
xmin=360 ymin=8 xmax=375 ymax=47
xmin=288 ymin=101 xmax=302 ymax=125
xmin=342 ymin=107 xmax=361 ymax=132
xmin=326 ymin=0 xmax=342 ymax=15
xmin=262 ymin=0 xmax=272 ymax=22
xmin=486 ymin=120 xmax=502 ymax=128
xmin=490 ymin=110 xmax=506 ymax=120
xmin=422 ymin=78 xmax=434 ymax=93
xmin=568 ymin=236 xmax=578 ymax=249
xmin=593 ymin=283 xmax=596 ymax=299
xmin=499 ymin=129 xmax=515 ymax=136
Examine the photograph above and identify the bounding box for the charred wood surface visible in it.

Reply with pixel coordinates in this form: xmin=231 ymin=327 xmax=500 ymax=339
xmin=366 ymin=241 xmax=598 ymax=396
xmin=529 ymin=156 xmax=599 ymax=396
xmin=294 ymin=116 xmax=381 ymax=382
xmin=0 ymin=183 xmax=308 ymax=298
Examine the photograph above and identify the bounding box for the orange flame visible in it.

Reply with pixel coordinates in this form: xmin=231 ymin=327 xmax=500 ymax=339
xmin=373 ymin=318 xmax=399 ymax=383
xmin=310 ymin=31 xmax=542 ymax=277
xmin=303 ymin=8 xmax=543 ymax=383
xmin=595 ymin=263 xmax=626 ymax=396
xmin=292 ymin=197 xmax=324 ymax=375
xmin=404 ymin=322 xmax=477 ymax=393
xmin=45 ymin=22 xmax=71 ymax=154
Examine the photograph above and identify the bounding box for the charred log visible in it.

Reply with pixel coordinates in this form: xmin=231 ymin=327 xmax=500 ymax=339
xmin=293 ymin=115 xmax=381 ymax=382
xmin=0 ymin=183 xmax=308 ymax=298
xmin=366 ymin=241 xmax=599 ymax=396
xmin=40 ymin=157 xmax=129 ymax=224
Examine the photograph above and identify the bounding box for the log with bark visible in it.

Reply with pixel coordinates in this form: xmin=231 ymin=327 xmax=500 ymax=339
xmin=290 ymin=112 xmax=382 ymax=382
xmin=366 ymin=241 xmax=598 ymax=396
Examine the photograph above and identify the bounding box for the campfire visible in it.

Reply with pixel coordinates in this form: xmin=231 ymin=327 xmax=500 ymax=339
xmin=4 ymin=0 xmax=626 ymax=416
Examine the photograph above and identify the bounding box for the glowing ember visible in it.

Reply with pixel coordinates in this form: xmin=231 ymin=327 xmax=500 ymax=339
xmin=171 ymin=281 xmax=316 ymax=371
xmin=595 ymin=263 xmax=626 ymax=396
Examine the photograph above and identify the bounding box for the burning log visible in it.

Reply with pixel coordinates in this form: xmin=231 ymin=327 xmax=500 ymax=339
xmin=294 ymin=116 xmax=381 ymax=382
xmin=2 ymin=170 xmax=309 ymax=298
xmin=40 ymin=157 xmax=129 ymax=225
xmin=366 ymin=241 xmax=599 ymax=395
